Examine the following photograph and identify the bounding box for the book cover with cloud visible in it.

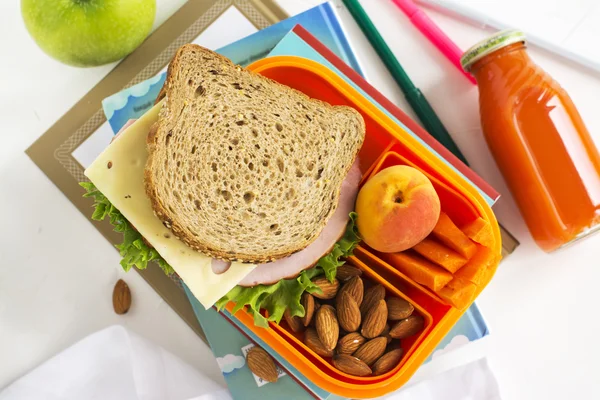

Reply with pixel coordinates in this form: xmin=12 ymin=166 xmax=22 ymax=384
xmin=185 ymin=285 xmax=327 ymax=400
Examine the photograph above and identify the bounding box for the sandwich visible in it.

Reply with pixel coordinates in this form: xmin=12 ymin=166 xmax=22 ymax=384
xmin=81 ymin=44 xmax=366 ymax=327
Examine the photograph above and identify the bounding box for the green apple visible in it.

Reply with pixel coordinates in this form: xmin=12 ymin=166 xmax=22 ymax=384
xmin=21 ymin=0 xmax=156 ymax=67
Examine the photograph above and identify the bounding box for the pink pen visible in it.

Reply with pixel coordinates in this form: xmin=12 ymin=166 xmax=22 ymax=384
xmin=391 ymin=0 xmax=476 ymax=85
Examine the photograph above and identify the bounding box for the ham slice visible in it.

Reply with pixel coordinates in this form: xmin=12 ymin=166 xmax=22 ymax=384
xmin=235 ymin=160 xmax=362 ymax=287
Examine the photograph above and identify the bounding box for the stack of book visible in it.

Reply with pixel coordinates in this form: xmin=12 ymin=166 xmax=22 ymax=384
xmin=101 ymin=3 xmax=494 ymax=398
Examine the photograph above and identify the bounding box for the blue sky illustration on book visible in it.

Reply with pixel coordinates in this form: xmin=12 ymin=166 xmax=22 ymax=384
xmin=185 ymin=285 xmax=323 ymax=400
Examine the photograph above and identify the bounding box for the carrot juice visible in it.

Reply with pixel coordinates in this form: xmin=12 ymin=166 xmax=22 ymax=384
xmin=461 ymin=30 xmax=600 ymax=252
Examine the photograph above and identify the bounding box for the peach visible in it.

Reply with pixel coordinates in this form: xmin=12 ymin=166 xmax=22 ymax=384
xmin=355 ymin=165 xmax=441 ymax=253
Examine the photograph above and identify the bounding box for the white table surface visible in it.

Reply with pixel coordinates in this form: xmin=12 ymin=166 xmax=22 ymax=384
xmin=2 ymin=0 xmax=600 ymax=398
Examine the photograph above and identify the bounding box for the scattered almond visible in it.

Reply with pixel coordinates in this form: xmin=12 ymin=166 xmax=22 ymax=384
xmin=387 ymin=297 xmax=414 ymax=321
xmin=247 ymin=347 xmax=279 ymax=383
xmin=389 ymin=315 xmax=425 ymax=339
xmin=304 ymin=328 xmax=334 ymax=358
xmin=312 ymin=277 xmax=339 ymax=300
xmin=372 ymin=348 xmax=404 ymax=376
xmin=315 ymin=305 xmax=339 ymax=351
xmin=113 ymin=279 xmax=131 ymax=315
xmin=338 ymin=276 xmax=364 ymax=306
xmin=336 ymin=264 xmax=362 ymax=281
xmin=353 ymin=337 xmax=387 ymax=366
xmin=360 ymin=284 xmax=385 ymax=318
xmin=332 ymin=354 xmax=372 ymax=377
xmin=301 ymin=293 xmax=315 ymax=327
xmin=361 ymin=299 xmax=388 ymax=338
xmin=336 ymin=332 xmax=366 ymax=355
xmin=283 ymin=308 xmax=303 ymax=333
xmin=336 ymin=292 xmax=361 ymax=332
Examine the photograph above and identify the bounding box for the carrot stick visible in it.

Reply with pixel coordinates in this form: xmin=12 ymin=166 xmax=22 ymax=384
xmin=412 ymin=238 xmax=468 ymax=273
xmin=454 ymin=245 xmax=492 ymax=286
xmin=437 ymin=277 xmax=476 ymax=310
xmin=461 ymin=217 xmax=494 ymax=248
xmin=385 ymin=251 xmax=453 ymax=292
xmin=431 ymin=212 xmax=477 ymax=259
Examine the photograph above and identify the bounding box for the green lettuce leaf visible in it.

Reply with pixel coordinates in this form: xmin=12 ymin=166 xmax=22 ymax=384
xmin=80 ymin=182 xmax=175 ymax=276
xmin=215 ymin=213 xmax=360 ymax=327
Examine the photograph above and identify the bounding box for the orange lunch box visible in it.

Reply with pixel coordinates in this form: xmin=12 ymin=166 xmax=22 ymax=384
xmin=224 ymin=56 xmax=502 ymax=398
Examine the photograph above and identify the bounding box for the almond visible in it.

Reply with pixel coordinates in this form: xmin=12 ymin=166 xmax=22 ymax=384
xmin=315 ymin=305 xmax=339 ymax=351
xmin=361 ymin=299 xmax=388 ymax=338
xmin=372 ymin=348 xmax=404 ymax=376
xmin=337 ymin=276 xmax=364 ymax=307
xmin=336 ymin=264 xmax=362 ymax=281
xmin=283 ymin=308 xmax=303 ymax=333
xmin=301 ymin=293 xmax=315 ymax=327
xmin=336 ymin=332 xmax=366 ymax=355
xmin=360 ymin=284 xmax=385 ymax=318
xmin=247 ymin=347 xmax=278 ymax=383
xmin=113 ymin=279 xmax=131 ymax=315
xmin=332 ymin=354 xmax=372 ymax=376
xmin=336 ymin=292 xmax=361 ymax=332
xmin=304 ymin=328 xmax=334 ymax=358
xmin=389 ymin=315 xmax=425 ymax=339
xmin=353 ymin=337 xmax=387 ymax=366
xmin=387 ymin=297 xmax=414 ymax=321
xmin=312 ymin=277 xmax=339 ymax=300
xmin=381 ymin=323 xmax=392 ymax=344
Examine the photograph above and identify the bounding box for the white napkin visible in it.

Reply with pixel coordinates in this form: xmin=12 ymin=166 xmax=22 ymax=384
xmin=0 ymin=325 xmax=228 ymax=400
xmin=385 ymin=358 xmax=502 ymax=400
xmin=0 ymin=325 xmax=500 ymax=400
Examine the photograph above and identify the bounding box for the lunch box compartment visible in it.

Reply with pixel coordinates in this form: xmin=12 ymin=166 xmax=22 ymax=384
xmin=269 ymin=256 xmax=433 ymax=383
xmin=359 ymin=149 xmax=498 ymax=309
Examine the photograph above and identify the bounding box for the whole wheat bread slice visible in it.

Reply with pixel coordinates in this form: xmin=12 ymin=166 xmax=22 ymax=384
xmin=145 ymin=44 xmax=365 ymax=263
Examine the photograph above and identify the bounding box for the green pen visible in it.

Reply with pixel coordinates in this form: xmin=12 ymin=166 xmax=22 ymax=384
xmin=342 ymin=0 xmax=467 ymax=164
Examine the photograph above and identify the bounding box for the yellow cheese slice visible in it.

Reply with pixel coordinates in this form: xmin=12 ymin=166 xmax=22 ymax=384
xmin=85 ymin=101 xmax=255 ymax=308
